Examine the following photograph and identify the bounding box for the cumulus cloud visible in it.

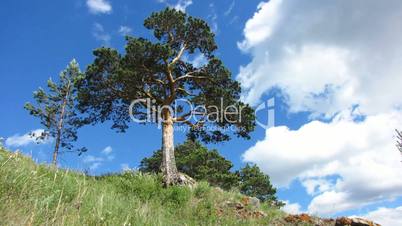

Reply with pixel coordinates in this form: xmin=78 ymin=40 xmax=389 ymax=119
xmin=5 ymin=129 xmax=50 ymax=147
xmin=358 ymin=206 xmax=402 ymax=226
xmin=237 ymin=0 xmax=402 ymax=117
xmin=281 ymin=201 xmax=302 ymax=215
xmin=86 ymin=0 xmax=112 ymax=14
xmin=243 ymin=111 xmax=402 ymax=215
xmin=92 ymin=23 xmax=111 ymax=45
xmin=239 ymin=0 xmax=402 ymax=216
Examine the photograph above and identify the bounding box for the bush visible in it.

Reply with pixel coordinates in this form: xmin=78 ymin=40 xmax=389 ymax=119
xmin=194 ymin=181 xmax=211 ymax=198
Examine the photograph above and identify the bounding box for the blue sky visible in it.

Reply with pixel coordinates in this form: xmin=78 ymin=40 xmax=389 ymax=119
xmin=1 ymin=0 xmax=402 ymax=225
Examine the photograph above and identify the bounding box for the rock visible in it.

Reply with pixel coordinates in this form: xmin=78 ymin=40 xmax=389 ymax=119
xmin=235 ymin=202 xmax=244 ymax=210
xmin=335 ymin=217 xmax=352 ymax=226
xmin=241 ymin=196 xmax=249 ymax=205
xmin=219 ymin=200 xmax=267 ymax=220
xmin=335 ymin=217 xmax=381 ymax=226
xmin=249 ymin=197 xmax=261 ymax=209
xmin=253 ymin=210 xmax=267 ymax=218
xmin=213 ymin=187 xmax=224 ymax=193
xmin=176 ymin=173 xmax=197 ymax=189
xmin=284 ymin=213 xmax=313 ymax=224
xmin=240 ymin=196 xmax=260 ymax=209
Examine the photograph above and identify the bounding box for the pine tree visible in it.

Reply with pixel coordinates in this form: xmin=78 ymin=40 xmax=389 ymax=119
xmin=237 ymin=164 xmax=279 ymax=203
xmin=25 ymin=60 xmax=86 ymax=165
xmin=140 ymin=139 xmax=239 ymax=190
xmin=78 ymin=8 xmax=255 ymax=185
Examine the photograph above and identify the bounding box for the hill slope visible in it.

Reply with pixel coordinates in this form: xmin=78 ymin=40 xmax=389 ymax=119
xmin=0 ymin=147 xmax=381 ymax=226
xmin=0 ymin=147 xmax=286 ymax=225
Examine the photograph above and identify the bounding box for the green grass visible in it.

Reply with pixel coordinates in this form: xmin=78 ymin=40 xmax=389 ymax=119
xmin=0 ymin=147 xmax=286 ymax=226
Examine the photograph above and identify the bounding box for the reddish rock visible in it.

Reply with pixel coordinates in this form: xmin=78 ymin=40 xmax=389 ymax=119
xmin=241 ymin=196 xmax=250 ymax=206
xmin=284 ymin=213 xmax=313 ymax=223
xmin=335 ymin=217 xmax=381 ymax=226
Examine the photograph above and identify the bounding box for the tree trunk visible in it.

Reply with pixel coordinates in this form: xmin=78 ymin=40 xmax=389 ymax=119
xmin=52 ymin=134 xmax=60 ymax=166
xmin=161 ymin=110 xmax=179 ymax=185
xmin=52 ymin=104 xmax=64 ymax=166
xmin=52 ymin=81 xmax=70 ymax=166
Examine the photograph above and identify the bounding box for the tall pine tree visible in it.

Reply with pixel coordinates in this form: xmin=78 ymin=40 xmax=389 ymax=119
xmin=25 ymin=60 xmax=86 ymax=165
xmin=78 ymin=8 xmax=255 ymax=185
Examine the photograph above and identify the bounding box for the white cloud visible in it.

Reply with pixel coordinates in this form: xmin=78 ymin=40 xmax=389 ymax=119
xmin=121 ymin=163 xmax=130 ymax=171
xmin=83 ymin=155 xmax=104 ymax=171
xmin=102 ymin=146 xmax=113 ymax=155
xmin=208 ymin=3 xmax=218 ymax=33
xmin=358 ymin=206 xmax=402 ymax=226
xmin=239 ymin=0 xmax=402 ymax=216
xmin=301 ymin=178 xmax=334 ymax=196
xmin=101 ymin=146 xmax=114 ymax=160
xmin=92 ymin=23 xmax=111 ymax=45
xmin=243 ymin=110 xmax=402 ymax=215
xmin=5 ymin=129 xmax=50 ymax=147
xmin=237 ymin=0 xmax=402 ymax=117
xmin=89 ymin=162 xmax=102 ymax=170
xmin=83 ymin=155 xmax=104 ymax=163
xmin=86 ymin=0 xmax=112 ymax=14
xmin=83 ymin=146 xmax=115 ymax=171
xmin=174 ymin=0 xmax=192 ymax=12
xmin=118 ymin=26 xmax=132 ymax=36
xmin=183 ymin=54 xmax=208 ymax=68
xmin=281 ymin=201 xmax=302 ymax=214
xmin=224 ymin=1 xmax=235 ymax=16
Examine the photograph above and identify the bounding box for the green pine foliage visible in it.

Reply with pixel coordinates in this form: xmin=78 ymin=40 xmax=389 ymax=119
xmin=140 ymin=139 xmax=239 ymax=190
xmin=237 ymin=164 xmax=282 ymax=205
xmin=24 ymin=60 xmax=87 ymax=164
xmin=77 ymin=7 xmax=255 ymax=143
xmin=140 ymin=140 xmax=282 ymax=205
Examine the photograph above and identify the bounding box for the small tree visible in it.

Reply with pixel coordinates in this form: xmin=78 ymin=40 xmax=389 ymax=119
xmin=140 ymin=139 xmax=239 ymax=190
xmin=237 ymin=164 xmax=279 ymax=203
xmin=25 ymin=60 xmax=86 ymax=165
xmin=78 ymin=8 xmax=255 ymax=185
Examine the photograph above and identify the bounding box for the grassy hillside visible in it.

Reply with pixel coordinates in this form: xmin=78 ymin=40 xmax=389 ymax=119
xmin=0 ymin=147 xmax=286 ymax=226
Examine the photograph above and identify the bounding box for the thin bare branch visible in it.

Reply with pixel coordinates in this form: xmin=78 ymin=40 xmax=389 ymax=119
xmin=169 ymin=44 xmax=187 ymax=68
xmin=174 ymin=74 xmax=210 ymax=83
xmin=177 ymin=87 xmax=196 ymax=96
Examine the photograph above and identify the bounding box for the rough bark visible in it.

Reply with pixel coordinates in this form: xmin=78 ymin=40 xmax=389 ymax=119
xmin=161 ymin=110 xmax=179 ymax=185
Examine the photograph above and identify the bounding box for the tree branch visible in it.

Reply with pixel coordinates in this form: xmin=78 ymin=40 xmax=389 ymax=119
xmin=174 ymin=74 xmax=210 ymax=83
xmin=173 ymin=111 xmax=206 ymax=123
xmin=142 ymin=90 xmax=164 ymax=104
xmin=177 ymin=87 xmax=196 ymax=96
xmin=168 ymin=44 xmax=187 ymax=69
xmin=165 ymin=44 xmax=187 ymax=105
